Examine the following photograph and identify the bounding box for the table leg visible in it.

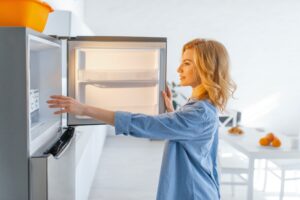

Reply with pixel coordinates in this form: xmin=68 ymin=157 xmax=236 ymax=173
xmin=247 ymin=158 xmax=254 ymax=200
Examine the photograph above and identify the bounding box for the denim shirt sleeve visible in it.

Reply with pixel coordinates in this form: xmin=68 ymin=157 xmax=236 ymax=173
xmin=114 ymin=102 xmax=216 ymax=141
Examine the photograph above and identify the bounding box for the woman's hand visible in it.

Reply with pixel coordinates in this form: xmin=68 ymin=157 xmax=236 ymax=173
xmin=162 ymin=85 xmax=175 ymax=112
xmin=47 ymin=95 xmax=87 ymax=115
xmin=47 ymin=95 xmax=115 ymax=125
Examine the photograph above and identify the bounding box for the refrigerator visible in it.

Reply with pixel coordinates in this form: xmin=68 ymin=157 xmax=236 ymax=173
xmin=0 ymin=27 xmax=167 ymax=200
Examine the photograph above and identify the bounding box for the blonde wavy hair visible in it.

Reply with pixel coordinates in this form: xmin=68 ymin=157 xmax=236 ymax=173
xmin=183 ymin=39 xmax=236 ymax=111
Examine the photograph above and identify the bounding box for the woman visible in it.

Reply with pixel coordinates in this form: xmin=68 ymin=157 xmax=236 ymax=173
xmin=47 ymin=39 xmax=236 ymax=200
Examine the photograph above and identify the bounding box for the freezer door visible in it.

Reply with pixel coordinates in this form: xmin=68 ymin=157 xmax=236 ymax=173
xmin=31 ymin=127 xmax=75 ymax=200
xmin=67 ymin=36 xmax=167 ymax=126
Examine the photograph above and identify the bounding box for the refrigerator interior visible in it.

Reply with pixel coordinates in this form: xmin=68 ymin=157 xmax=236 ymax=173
xmin=70 ymin=41 xmax=162 ymax=119
xmin=28 ymin=35 xmax=62 ymax=154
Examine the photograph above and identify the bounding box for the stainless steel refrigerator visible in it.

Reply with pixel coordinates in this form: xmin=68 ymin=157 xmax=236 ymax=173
xmin=0 ymin=27 xmax=167 ymax=200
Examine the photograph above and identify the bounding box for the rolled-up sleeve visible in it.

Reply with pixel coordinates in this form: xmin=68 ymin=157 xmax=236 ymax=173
xmin=115 ymin=111 xmax=132 ymax=135
xmin=114 ymin=103 xmax=216 ymax=141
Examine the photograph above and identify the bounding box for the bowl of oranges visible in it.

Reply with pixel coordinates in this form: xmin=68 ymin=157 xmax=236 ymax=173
xmin=259 ymin=132 xmax=281 ymax=148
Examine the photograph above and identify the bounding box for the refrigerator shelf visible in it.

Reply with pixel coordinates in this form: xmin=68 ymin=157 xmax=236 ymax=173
xmin=75 ymin=48 xmax=160 ymax=71
xmin=77 ymin=80 xmax=158 ymax=88
xmin=77 ymin=69 xmax=158 ymax=82
xmin=74 ymin=104 xmax=159 ymax=119
xmin=74 ymin=85 xmax=159 ymax=113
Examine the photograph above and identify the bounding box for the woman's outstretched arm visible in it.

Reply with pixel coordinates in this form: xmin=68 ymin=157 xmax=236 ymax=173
xmin=47 ymin=94 xmax=215 ymax=141
xmin=47 ymin=86 xmax=173 ymax=126
xmin=47 ymin=95 xmax=115 ymax=125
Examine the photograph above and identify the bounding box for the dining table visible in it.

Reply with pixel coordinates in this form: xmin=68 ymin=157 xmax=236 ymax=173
xmin=219 ymin=126 xmax=300 ymax=200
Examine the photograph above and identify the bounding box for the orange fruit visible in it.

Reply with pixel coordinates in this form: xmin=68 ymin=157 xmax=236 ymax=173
xmin=259 ymin=137 xmax=271 ymax=146
xmin=266 ymin=132 xmax=275 ymax=142
xmin=271 ymin=138 xmax=281 ymax=147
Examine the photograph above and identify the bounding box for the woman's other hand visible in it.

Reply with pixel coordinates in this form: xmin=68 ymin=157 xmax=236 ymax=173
xmin=47 ymin=95 xmax=86 ymax=115
xmin=162 ymin=85 xmax=175 ymax=112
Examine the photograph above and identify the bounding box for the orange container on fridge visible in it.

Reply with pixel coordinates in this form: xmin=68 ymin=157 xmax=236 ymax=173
xmin=0 ymin=0 xmax=53 ymax=32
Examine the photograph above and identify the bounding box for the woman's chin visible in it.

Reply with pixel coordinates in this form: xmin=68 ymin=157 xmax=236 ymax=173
xmin=179 ymin=80 xmax=192 ymax=86
xmin=179 ymin=82 xmax=187 ymax=86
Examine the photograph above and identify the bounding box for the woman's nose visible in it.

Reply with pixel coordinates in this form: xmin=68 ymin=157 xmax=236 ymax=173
xmin=177 ymin=65 xmax=182 ymax=73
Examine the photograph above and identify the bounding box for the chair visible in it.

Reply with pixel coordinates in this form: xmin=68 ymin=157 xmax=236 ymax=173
xmin=218 ymin=110 xmax=241 ymax=128
xmin=218 ymin=140 xmax=249 ymax=196
xmin=263 ymin=159 xmax=300 ymax=200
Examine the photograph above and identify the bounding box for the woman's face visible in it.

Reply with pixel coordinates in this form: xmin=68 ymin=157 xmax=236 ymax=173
xmin=177 ymin=49 xmax=200 ymax=88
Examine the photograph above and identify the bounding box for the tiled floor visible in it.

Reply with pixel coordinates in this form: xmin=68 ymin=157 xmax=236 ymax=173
xmin=88 ymin=134 xmax=300 ymax=200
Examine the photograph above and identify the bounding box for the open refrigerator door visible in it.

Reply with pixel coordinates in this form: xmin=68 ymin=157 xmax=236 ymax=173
xmin=67 ymin=37 xmax=167 ymax=126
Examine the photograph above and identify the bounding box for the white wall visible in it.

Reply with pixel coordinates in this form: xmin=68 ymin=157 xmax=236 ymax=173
xmin=44 ymin=0 xmax=86 ymax=18
xmin=44 ymin=0 xmax=94 ymax=36
xmin=85 ymin=0 xmax=300 ymax=135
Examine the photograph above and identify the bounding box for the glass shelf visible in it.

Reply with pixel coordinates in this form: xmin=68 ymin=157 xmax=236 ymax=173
xmin=77 ymin=69 xmax=158 ymax=82
xmin=77 ymin=80 xmax=158 ymax=88
xmin=75 ymin=104 xmax=159 ymax=119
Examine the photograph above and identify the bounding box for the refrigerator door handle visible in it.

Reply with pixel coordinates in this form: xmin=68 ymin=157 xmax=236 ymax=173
xmin=44 ymin=127 xmax=75 ymax=159
xmin=54 ymin=136 xmax=73 ymax=159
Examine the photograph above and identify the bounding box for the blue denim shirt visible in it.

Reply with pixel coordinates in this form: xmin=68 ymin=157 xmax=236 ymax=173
xmin=114 ymin=99 xmax=220 ymax=200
